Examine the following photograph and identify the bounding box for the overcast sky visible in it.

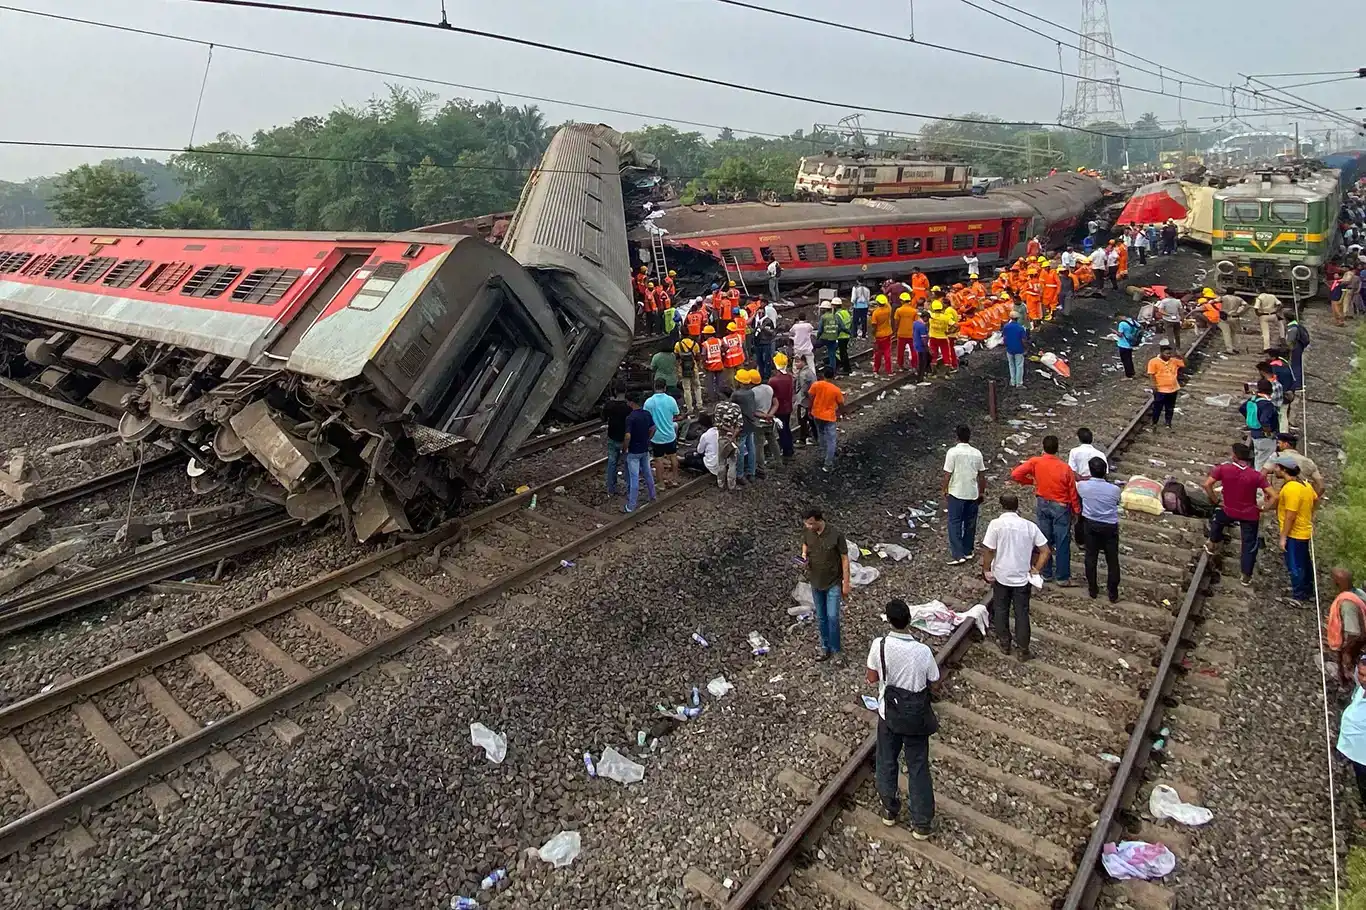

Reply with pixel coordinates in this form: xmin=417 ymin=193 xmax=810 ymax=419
xmin=1 ymin=0 xmax=1360 ymax=181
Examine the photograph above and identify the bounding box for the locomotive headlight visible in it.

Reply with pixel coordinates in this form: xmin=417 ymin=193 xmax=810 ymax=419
xmin=1215 ymin=260 xmax=1235 ymax=274
xmin=1291 ymin=264 xmax=1312 ymax=281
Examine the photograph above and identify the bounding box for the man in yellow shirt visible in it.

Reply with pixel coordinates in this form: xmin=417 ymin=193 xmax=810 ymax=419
xmin=1145 ymin=341 xmax=1185 ymax=430
xmin=927 ymin=299 xmax=958 ymax=372
xmin=869 ymin=294 xmax=894 ymax=375
xmin=1272 ymin=453 xmax=1317 ymax=604
xmin=893 ymin=292 xmax=919 ymax=372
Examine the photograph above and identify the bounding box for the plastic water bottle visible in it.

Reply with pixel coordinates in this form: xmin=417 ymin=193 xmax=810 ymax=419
xmin=682 ymin=706 xmax=701 ymax=719
xmin=583 ymin=751 xmax=597 ymax=777
xmin=451 ymin=898 xmax=479 ymax=910
xmin=691 ymin=632 xmax=709 ymax=647
xmin=529 ymin=494 xmax=538 ymax=510
xmin=480 ymin=869 xmax=507 ymax=891
xmin=690 ymin=687 xmax=700 ymax=707
xmin=1151 ymin=726 xmax=1170 ymax=753
xmin=636 ymin=730 xmax=647 ymax=747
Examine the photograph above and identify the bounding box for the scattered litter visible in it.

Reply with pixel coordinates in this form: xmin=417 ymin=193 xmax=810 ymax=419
xmin=480 ymin=869 xmax=508 ymax=891
xmin=904 ymin=601 xmax=989 ymax=637
xmin=907 ymin=508 xmax=930 ymax=519
xmin=769 ymin=674 xmax=784 ymax=683
xmin=469 ymin=723 xmax=508 ymax=764
xmin=1118 ymin=658 xmax=1131 ymax=670
xmin=559 ymin=559 xmax=575 ymax=569
xmin=861 ymin=695 xmax=880 ymax=711
xmin=1147 ymin=459 xmax=1167 ymax=468
xmin=1101 ymin=841 xmax=1176 ymax=881
xmin=1059 ymin=395 xmax=1080 ymax=407
xmin=789 ymin=582 xmax=814 ymax=616
xmin=1099 ymin=752 xmax=1122 ymax=764
xmin=748 ymin=632 xmax=771 ymax=656
xmin=583 ymin=751 xmax=597 ymax=777
xmin=1027 ymin=573 xmax=1044 ymax=590
xmin=1149 ymin=784 xmax=1213 ymax=825
xmin=850 ymin=562 xmax=880 ymax=587
xmin=1202 ymin=394 xmax=1234 ymax=408
xmin=873 ymin=542 xmax=912 ymax=562
xmin=553 ymin=485 xmax=567 ymax=494
xmin=38 ymin=682 xmax=54 ymax=694
xmin=691 ymin=631 xmax=710 ymax=647
xmin=985 ymin=331 xmax=1003 ymax=349
xmin=514 ymin=485 xmax=531 ymax=494
xmin=451 ymin=897 xmax=479 ymax=910
xmin=572 ymin=436 xmax=586 ymax=444
xmin=707 ymin=676 xmax=735 ymax=698
xmin=723 ymin=877 xmax=735 ymax=889
xmin=597 ymin=746 xmax=646 ymax=784
xmin=537 ymin=831 xmax=582 ymax=868
xmin=861 ymin=381 xmax=876 ymax=388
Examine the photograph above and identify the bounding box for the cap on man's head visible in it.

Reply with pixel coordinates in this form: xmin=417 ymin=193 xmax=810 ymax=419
xmin=1159 ymin=339 xmax=1172 ymax=348
xmin=1269 ymin=453 xmax=1300 ymax=469
xmin=1276 ymin=431 xmax=1300 ymax=444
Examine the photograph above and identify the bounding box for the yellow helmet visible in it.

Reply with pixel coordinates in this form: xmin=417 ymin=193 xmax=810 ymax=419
xmin=930 ymin=301 xmax=944 ymax=311
xmin=875 ymin=294 xmax=889 ymax=305
xmin=727 ymin=321 xmax=738 ymax=331
xmin=639 ymin=265 xmax=648 ymax=272
xmin=702 ymin=325 xmax=716 ymax=334
xmin=667 ymin=270 xmax=676 ymax=276
xmin=773 ymin=352 xmax=789 ymax=369
xmin=899 ymin=292 xmax=912 ymax=301
xmin=998 ymin=292 xmax=1011 ymax=300
xmin=1201 ymin=287 xmax=1216 ymax=299
xmin=648 ymin=281 xmax=656 ymax=287
xmin=728 ymin=280 xmax=737 ymax=287
xmin=931 ymin=285 xmax=942 ymax=293
xmin=1037 ymin=256 xmax=1048 ymax=263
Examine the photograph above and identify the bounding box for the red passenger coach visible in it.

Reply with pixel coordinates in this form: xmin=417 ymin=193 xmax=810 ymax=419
xmin=0 ymin=229 xmax=568 ymax=539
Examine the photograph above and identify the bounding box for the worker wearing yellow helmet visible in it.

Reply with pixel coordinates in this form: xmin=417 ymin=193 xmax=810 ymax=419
xmin=720 ymin=319 xmax=745 ymax=386
xmin=894 ymin=291 xmax=918 ymax=371
xmin=664 ymin=269 xmax=677 ymax=297
xmin=870 ymin=292 xmax=895 ymax=374
xmin=633 ymin=266 xmax=650 ymax=306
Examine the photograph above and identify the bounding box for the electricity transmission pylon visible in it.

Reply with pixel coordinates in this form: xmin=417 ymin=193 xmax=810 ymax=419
xmin=1073 ymin=0 xmax=1127 ymax=127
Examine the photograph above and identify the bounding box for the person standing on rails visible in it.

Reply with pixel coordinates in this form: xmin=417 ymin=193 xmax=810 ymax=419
xmin=1146 ymin=341 xmax=1185 ymax=431
xmin=1254 ymin=290 xmax=1285 ymax=351
xmin=835 ymin=298 xmax=854 ymax=375
xmin=620 ymin=392 xmax=658 ymax=513
xmin=981 ymin=492 xmax=1051 ymax=659
xmin=1068 ymin=427 xmax=1108 ymax=480
xmin=721 ymin=321 xmax=745 ymax=390
xmin=791 ymin=310 xmax=816 ymax=374
xmin=1002 ymin=311 xmax=1027 ymax=388
xmin=768 ymin=353 xmax=796 ymax=463
xmin=1202 ymin=442 xmax=1274 ymax=587
xmin=1133 ymin=224 xmax=1151 ymax=264
xmin=1266 ymin=432 xmax=1325 ymax=495
xmin=1244 ymin=378 xmax=1280 ymax=470
xmin=851 ymin=280 xmax=871 ymax=338
xmin=1010 ymin=435 xmax=1080 ymax=586
xmin=867 ymin=597 xmax=940 ymax=839
xmin=712 ymin=387 xmax=742 ymax=492
xmin=795 ymin=354 xmax=818 ymax=448
xmin=1218 ymin=291 xmax=1248 ymax=354
xmin=750 ymin=369 xmax=779 ymax=467
xmin=601 ymin=386 xmax=631 ymax=495
xmin=869 ymin=294 xmax=894 ymax=375
xmin=700 ymin=325 xmax=725 ymax=402
xmin=1157 ymin=293 xmax=1184 ymax=349
xmin=1285 ymin=314 xmax=1310 ymax=393
xmin=649 ymin=343 xmax=679 ymax=402
xmin=1104 ymin=242 xmax=1121 ymax=291
xmin=753 ymin=307 xmax=778 ymax=382
xmin=894 ymin=292 xmax=919 ymax=373
xmin=817 ymin=301 xmax=842 ymax=376
xmin=731 ymin=372 xmax=762 ymax=485
xmin=673 ymin=333 xmax=703 ymax=415
xmin=643 ymin=379 xmax=681 ymax=488
xmin=1077 ymin=458 xmax=1123 ymax=603
xmin=927 ymin=299 xmax=956 ymax=375
xmin=767 ymin=257 xmax=782 ymax=302
xmin=806 ymin=366 xmax=845 ymax=473
xmin=800 ymin=507 xmax=851 ymax=662
xmin=1088 ymin=244 xmax=1108 ymax=291
xmin=1272 ymin=454 xmax=1318 ymax=605
xmin=943 ymin=425 xmax=986 ymax=566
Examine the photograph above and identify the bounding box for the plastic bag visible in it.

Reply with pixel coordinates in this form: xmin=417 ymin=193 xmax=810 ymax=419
xmin=707 ymin=676 xmax=734 ymax=698
xmin=1101 ymin=841 xmax=1175 ymax=880
xmin=470 ymin=723 xmax=507 ymax=764
xmin=1203 ymin=394 xmax=1234 ymax=408
xmin=850 ymin=563 xmax=880 ymax=587
xmin=537 ymin=831 xmax=582 ymax=867
xmin=788 ymin=582 xmax=814 ymax=616
xmin=1120 ymin=475 xmax=1164 ymax=515
xmin=1148 ymin=784 xmax=1213 ymax=826
xmin=597 ymin=746 xmax=645 ymax=785
xmin=873 ymin=542 xmax=912 ymax=562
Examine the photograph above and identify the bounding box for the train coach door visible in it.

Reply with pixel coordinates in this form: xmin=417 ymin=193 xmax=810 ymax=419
xmin=267 ymin=251 xmax=373 ymax=359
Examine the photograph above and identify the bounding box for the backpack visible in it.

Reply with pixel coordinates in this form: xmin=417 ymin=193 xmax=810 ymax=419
xmin=1244 ymin=398 xmax=1262 ymax=430
xmin=1161 ymin=479 xmax=1193 ymax=516
xmin=1290 ymin=322 xmax=1311 ymax=348
xmin=879 ymin=638 xmax=938 ymax=737
xmin=1328 ymin=590 xmax=1366 ymax=652
xmin=1120 ymin=319 xmax=1142 ymax=345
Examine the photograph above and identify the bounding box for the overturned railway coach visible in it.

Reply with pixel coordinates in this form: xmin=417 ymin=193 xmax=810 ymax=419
xmin=636 ymin=173 xmax=1106 ymax=285
xmin=0 ymin=229 xmax=567 ymax=539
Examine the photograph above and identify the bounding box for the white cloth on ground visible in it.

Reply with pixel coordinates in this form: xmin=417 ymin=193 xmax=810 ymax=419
xmin=1148 ymin=784 xmax=1213 ymax=826
xmin=1101 ymin=841 xmax=1176 ymax=881
xmin=901 ymin=600 xmax=989 ymax=637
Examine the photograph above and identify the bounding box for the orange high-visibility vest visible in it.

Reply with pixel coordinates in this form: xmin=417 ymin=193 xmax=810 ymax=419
xmin=664 ymin=276 xmax=676 ymax=297
xmin=733 ymin=310 xmax=749 ymax=336
xmin=1202 ymin=301 xmax=1221 ymax=324
xmin=634 ymin=274 xmax=649 ymax=298
xmin=991 ymin=275 xmax=1007 ymax=295
xmin=652 ymin=287 xmax=671 ymax=312
xmin=721 ymin=333 xmax=745 ymax=368
xmin=685 ymin=310 xmax=706 ymax=337
xmin=702 ymin=337 xmax=725 ymax=371
xmin=1040 ymin=270 xmax=1061 ymax=310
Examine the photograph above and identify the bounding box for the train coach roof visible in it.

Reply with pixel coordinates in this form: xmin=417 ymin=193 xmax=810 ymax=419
xmin=0 ymin=227 xmax=473 ymax=246
xmin=640 ymin=195 xmax=1015 ymax=238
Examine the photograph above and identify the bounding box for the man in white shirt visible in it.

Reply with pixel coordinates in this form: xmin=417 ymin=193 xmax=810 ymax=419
xmin=962 ymin=252 xmax=979 ymax=280
xmin=790 ymin=315 xmax=815 ymax=373
xmin=682 ymin=413 xmax=733 ymax=489
xmin=942 ymin=424 xmax=986 ymax=565
xmin=1088 ymin=246 xmax=1108 ymax=289
xmin=981 ymin=492 xmax=1050 ymax=659
xmin=767 ymin=258 xmax=782 ymax=302
xmin=866 ymin=598 xmax=939 ymax=837
xmin=1103 ymin=243 xmax=1120 ymax=291
xmin=1060 ymin=247 xmax=1079 ymax=270
xmin=1133 ymin=227 xmax=1151 ymax=264
xmin=1157 ymin=295 xmax=1184 ymax=349
xmin=1067 ymin=427 xmax=1108 ymax=479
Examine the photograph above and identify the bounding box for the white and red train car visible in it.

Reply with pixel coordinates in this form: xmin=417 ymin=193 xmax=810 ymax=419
xmin=0 ymin=228 xmax=568 ymax=538
xmin=641 ymin=172 xmax=1106 ymax=285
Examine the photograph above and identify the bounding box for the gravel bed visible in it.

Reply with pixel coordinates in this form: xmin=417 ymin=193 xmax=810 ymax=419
xmin=1031 ymin=610 xmax=1163 ymax=663
xmin=255 ymin=613 xmax=341 ymax=673
xmin=936 ymin=723 xmax=1106 ymax=806
xmin=0 ymin=252 xmax=1246 ymax=909
xmin=942 ymin=674 xmax=1126 ymax=758
xmin=11 ymin=710 xmax=112 ymax=801
xmin=962 ymin=650 xmax=1138 ymax=730
xmin=298 ymin=595 xmax=387 ymax=649
xmin=202 ymin=636 xmax=292 ymax=703
xmin=155 ymin=658 xmax=235 ymax=727
xmin=0 ymin=757 xmax=29 ymax=825
xmin=93 ymin=680 xmax=181 ymax=757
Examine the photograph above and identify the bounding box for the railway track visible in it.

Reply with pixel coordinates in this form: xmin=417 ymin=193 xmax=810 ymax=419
xmin=0 ymin=351 xmax=934 ymax=863
xmin=697 ymin=326 xmax=1265 ymax=910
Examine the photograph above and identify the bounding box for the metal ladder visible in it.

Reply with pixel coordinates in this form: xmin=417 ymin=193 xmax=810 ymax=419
xmin=648 ymin=230 xmax=670 ymax=285
xmin=721 ymin=254 xmax=750 ymax=296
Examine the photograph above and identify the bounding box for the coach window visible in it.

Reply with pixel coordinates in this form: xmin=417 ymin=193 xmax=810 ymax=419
xmin=760 ymin=245 xmax=793 ymax=263
xmin=895 ymin=237 xmax=923 ymax=256
xmin=1269 ymin=201 xmax=1308 ymax=224
xmin=832 ymin=241 xmax=861 ymax=260
xmin=1223 ymin=200 xmax=1263 ymax=222
xmin=951 ymin=234 xmax=975 ymax=251
xmin=976 ymin=231 xmax=1001 ymax=248
xmin=795 ymin=243 xmax=829 ymax=262
xmin=720 ymin=247 xmax=756 ymax=265
xmin=181 ymin=264 xmax=245 ymax=299
xmin=865 ymin=239 xmax=893 ymax=257
xmin=924 ymin=236 xmax=947 ymax=253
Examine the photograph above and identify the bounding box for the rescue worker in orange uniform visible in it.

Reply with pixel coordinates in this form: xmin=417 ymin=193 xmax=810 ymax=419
xmin=893 ymin=292 xmax=919 ymax=372
xmin=721 ymin=320 xmax=746 ymax=390
xmin=700 ymin=325 xmax=725 ymax=400
xmin=869 ymin=293 xmax=895 ymax=375
xmin=641 ymin=281 xmax=660 ymax=335
xmin=991 ymin=268 xmax=1009 ymax=297
xmin=1022 ymin=271 xmax=1044 ymax=322
xmin=968 ymin=278 xmax=987 ymax=311
xmin=1115 ymin=242 xmax=1129 ymax=280
xmin=634 ymin=266 xmax=649 ymax=302
xmin=1039 ymin=264 xmax=1062 ymax=315
xmin=685 ymin=305 xmax=706 ymax=339
xmin=664 ymin=270 xmax=677 ymax=298
xmin=910 ymin=268 xmax=930 ymax=304
xmin=732 ymin=307 xmax=750 ymax=358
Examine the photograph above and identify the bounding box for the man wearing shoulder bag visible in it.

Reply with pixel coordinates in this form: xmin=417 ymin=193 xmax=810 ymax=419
xmin=866 ymin=598 xmax=940 ymax=839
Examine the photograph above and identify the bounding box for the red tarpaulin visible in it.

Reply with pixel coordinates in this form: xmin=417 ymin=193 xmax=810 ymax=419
xmin=1116 ymin=180 xmax=1188 ymax=226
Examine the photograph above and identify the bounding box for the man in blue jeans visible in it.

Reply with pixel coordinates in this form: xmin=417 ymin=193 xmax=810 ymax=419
xmin=801 ymin=507 xmax=851 ymax=662
xmin=942 ymin=425 xmax=986 ymax=565
xmin=1010 ymin=435 xmax=1080 ymax=585
xmin=1002 ymin=312 xmax=1027 ymax=387
xmin=620 ymin=392 xmax=658 ymax=513
xmin=600 ymin=387 xmax=632 ymax=495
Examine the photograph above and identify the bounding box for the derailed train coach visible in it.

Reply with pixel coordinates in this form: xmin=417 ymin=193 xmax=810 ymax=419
xmin=0 ymin=229 xmax=568 ymax=539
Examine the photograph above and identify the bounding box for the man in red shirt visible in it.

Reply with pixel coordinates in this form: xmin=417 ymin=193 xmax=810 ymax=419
xmin=767 ymin=352 xmax=796 ymax=463
xmin=1202 ymin=442 xmax=1276 ymax=586
xmin=1010 ymin=435 xmax=1080 ymax=586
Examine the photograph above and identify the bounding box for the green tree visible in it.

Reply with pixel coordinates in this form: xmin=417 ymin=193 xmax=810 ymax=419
xmin=49 ymin=164 xmax=159 ymax=228
xmin=159 ymin=197 xmax=225 ymax=229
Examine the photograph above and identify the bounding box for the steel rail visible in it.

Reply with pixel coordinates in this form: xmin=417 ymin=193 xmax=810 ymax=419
xmin=726 ymin=621 xmax=979 ymax=908
xmin=511 ymin=418 xmax=603 ymax=458
xmin=0 ymin=453 xmax=181 ymax=526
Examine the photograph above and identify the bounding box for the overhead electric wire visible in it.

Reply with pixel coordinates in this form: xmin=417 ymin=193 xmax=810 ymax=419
xmin=703 ymin=0 xmax=1231 ymax=110
xmin=1260 ymin=75 xmax=1362 ymax=92
xmin=1245 ymin=68 xmax=1365 ymax=79
xmin=1240 ymin=74 xmax=1366 ymax=131
xmin=163 ymin=0 xmax=1210 ymax=141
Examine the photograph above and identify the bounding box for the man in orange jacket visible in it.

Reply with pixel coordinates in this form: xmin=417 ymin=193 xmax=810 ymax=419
xmin=1039 ymin=266 xmax=1061 ymax=315
xmin=893 ymin=292 xmax=919 ymax=372
xmin=721 ymin=320 xmax=745 ymax=389
xmin=1010 ymin=434 xmax=1081 ymax=585
xmin=869 ymin=294 xmax=895 ymax=375
xmin=1022 ymin=274 xmax=1044 ymax=322
xmin=910 ymin=268 xmax=930 ymax=304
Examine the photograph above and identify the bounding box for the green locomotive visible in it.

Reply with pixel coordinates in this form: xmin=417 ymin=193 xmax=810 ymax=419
xmin=1211 ymin=165 xmax=1344 ymax=298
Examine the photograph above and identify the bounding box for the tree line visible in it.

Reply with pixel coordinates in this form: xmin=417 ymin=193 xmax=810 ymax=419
xmin=2 ymin=86 xmax=1226 ymax=232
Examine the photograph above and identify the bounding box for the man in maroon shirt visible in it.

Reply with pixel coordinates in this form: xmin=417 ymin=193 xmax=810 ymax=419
xmin=1202 ymin=442 xmax=1278 ymax=585
xmin=768 ymin=352 xmax=796 ymax=463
